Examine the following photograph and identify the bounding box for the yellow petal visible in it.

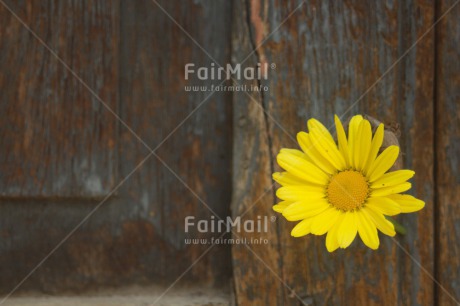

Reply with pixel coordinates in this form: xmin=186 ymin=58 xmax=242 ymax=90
xmin=276 ymin=185 xmax=325 ymax=201
xmin=307 ymin=118 xmax=335 ymax=144
xmin=325 ymin=214 xmax=344 ymax=252
xmin=337 ymin=212 xmax=358 ymax=248
xmin=272 ymin=172 xmax=309 ymax=186
xmin=347 ymin=115 xmax=363 ymax=170
xmin=310 ymin=207 xmax=342 ymax=235
xmin=371 ymin=182 xmax=412 ymax=197
xmin=387 ymin=194 xmax=425 ymax=213
xmin=291 ymin=218 xmax=314 ymax=237
xmin=363 ymin=124 xmax=384 ymax=175
xmin=366 ymin=197 xmax=401 ymax=216
xmin=334 ymin=115 xmax=349 ymax=166
xmin=277 ymin=152 xmax=329 ymax=185
xmin=280 ymin=148 xmax=309 ymax=160
xmin=367 ymin=146 xmax=400 ymax=182
xmin=273 ymin=201 xmax=293 ymax=213
xmin=282 ymin=199 xmax=329 ymax=221
xmin=362 ymin=207 xmax=396 ymax=236
xmin=357 ymin=210 xmax=379 ymax=250
xmin=371 ymin=170 xmax=415 ymax=189
xmin=297 ymin=132 xmax=336 ymax=174
xmin=354 ymin=119 xmax=372 ymax=171
xmin=309 ymin=128 xmax=346 ymax=171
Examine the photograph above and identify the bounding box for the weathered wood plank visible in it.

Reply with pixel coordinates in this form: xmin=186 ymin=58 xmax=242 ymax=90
xmin=231 ymin=0 xmax=435 ymax=305
xmin=0 ymin=0 xmax=121 ymax=293
xmin=435 ymin=0 xmax=460 ymax=304
xmin=230 ymin=1 xmax=284 ymax=305
xmin=119 ymin=0 xmax=233 ymax=287
xmin=0 ymin=0 xmax=119 ymax=198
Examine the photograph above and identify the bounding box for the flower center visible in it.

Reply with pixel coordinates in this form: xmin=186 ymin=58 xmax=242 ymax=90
xmin=327 ymin=170 xmax=369 ymax=211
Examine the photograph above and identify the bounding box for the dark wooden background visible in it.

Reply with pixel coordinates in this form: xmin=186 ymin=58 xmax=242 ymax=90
xmin=0 ymin=0 xmax=458 ymax=305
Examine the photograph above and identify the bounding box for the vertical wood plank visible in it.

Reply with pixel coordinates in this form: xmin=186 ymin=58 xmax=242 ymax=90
xmin=435 ymin=0 xmax=460 ymax=304
xmin=120 ymin=0 xmax=233 ymax=286
xmin=0 ymin=0 xmax=119 ymax=198
xmin=231 ymin=0 xmax=435 ymax=305
xmin=231 ymin=1 xmax=284 ymax=305
xmin=0 ymin=0 xmax=123 ymax=293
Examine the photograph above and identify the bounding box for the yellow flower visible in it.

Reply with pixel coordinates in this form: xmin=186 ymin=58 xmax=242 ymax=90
xmin=272 ymin=115 xmax=425 ymax=252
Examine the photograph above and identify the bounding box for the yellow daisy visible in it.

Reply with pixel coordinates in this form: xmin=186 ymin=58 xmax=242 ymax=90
xmin=272 ymin=115 xmax=425 ymax=252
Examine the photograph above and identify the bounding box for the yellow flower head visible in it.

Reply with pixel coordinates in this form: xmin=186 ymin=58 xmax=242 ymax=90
xmin=272 ymin=115 xmax=425 ymax=252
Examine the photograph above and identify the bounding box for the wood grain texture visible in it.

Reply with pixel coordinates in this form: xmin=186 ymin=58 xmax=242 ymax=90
xmin=0 ymin=0 xmax=457 ymax=302
xmin=230 ymin=1 xmax=284 ymax=304
xmin=231 ymin=0 xmax=436 ymax=305
xmin=435 ymin=0 xmax=460 ymax=304
xmin=119 ymin=0 xmax=233 ymax=287
xmin=0 ymin=0 xmax=119 ymax=198
xmin=0 ymin=0 xmax=233 ymax=293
